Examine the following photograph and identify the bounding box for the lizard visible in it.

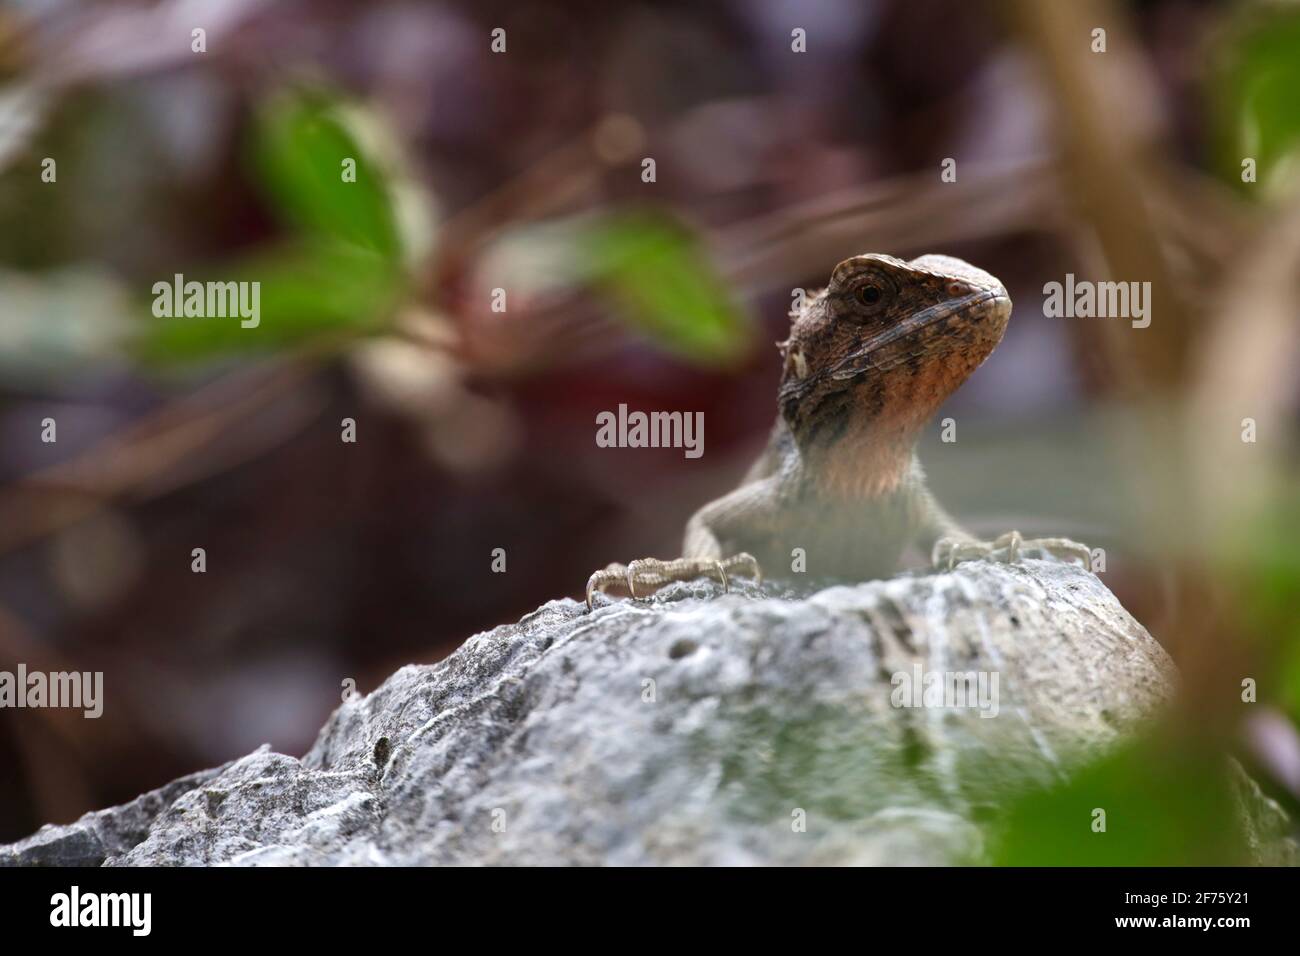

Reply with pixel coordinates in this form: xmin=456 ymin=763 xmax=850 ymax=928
xmin=585 ymin=252 xmax=1092 ymax=609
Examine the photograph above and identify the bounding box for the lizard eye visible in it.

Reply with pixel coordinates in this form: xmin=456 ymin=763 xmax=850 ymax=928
xmin=849 ymin=274 xmax=893 ymax=318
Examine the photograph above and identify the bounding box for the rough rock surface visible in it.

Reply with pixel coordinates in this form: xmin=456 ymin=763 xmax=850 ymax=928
xmin=0 ymin=559 xmax=1268 ymax=865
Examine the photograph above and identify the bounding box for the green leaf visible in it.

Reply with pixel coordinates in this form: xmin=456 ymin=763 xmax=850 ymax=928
xmin=135 ymin=88 xmax=419 ymax=364
xmin=251 ymin=90 xmax=403 ymax=258
xmin=1212 ymin=9 xmax=1300 ymax=198
xmin=993 ymin=736 xmax=1248 ymax=866
xmin=578 ymin=212 xmax=751 ymax=365
xmin=1232 ymin=491 xmax=1300 ymax=721
xmin=137 ymin=241 xmax=401 ymax=361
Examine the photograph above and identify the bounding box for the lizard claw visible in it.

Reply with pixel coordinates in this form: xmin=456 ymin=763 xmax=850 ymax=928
xmin=932 ymin=532 xmax=1092 ymax=573
xmin=587 ymin=563 xmax=626 ymax=610
xmin=712 ymin=560 xmax=730 ymax=593
xmin=585 ymin=553 xmax=761 ymax=610
xmin=725 ymin=552 xmax=762 ymax=585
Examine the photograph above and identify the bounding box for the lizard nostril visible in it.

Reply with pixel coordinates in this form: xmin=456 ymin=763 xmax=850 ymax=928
xmin=947 ymin=281 xmax=966 ymax=296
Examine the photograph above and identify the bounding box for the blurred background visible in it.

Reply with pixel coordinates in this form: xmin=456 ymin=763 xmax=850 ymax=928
xmin=0 ymin=0 xmax=1297 ymax=863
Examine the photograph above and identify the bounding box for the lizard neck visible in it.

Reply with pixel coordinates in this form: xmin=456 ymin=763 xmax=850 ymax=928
xmin=803 ymin=418 xmax=920 ymax=500
xmin=797 ymin=356 xmax=972 ymax=500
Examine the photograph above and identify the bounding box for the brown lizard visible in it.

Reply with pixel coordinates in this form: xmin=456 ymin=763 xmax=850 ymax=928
xmin=586 ymin=252 xmax=1092 ymax=609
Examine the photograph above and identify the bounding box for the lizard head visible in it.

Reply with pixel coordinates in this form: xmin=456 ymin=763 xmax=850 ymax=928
xmin=776 ymin=253 xmax=1011 ymax=494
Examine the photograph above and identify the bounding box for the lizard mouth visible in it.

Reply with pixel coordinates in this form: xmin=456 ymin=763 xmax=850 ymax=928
xmin=828 ymin=288 xmax=1009 ymax=381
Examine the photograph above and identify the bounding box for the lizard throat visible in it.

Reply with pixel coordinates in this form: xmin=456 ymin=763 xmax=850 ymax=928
xmin=812 ymin=427 xmax=916 ymax=498
xmin=801 ymin=351 xmax=979 ymax=499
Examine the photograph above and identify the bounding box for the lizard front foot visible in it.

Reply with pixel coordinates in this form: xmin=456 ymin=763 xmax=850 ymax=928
xmin=585 ymin=553 xmax=762 ymax=610
xmin=931 ymin=531 xmax=1092 ymax=573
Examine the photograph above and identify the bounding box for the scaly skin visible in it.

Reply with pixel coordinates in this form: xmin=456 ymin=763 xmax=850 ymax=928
xmin=586 ymin=253 xmax=1091 ymax=609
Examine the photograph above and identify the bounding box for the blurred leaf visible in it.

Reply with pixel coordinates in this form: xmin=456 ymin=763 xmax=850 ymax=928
xmin=578 ymin=212 xmax=751 ymax=366
xmin=137 ymin=241 xmax=401 ymax=361
xmin=1213 ymin=9 xmax=1300 ymax=198
xmin=137 ymin=87 xmax=424 ymax=364
xmin=0 ymin=267 xmax=131 ymax=382
xmin=251 ymin=90 xmax=404 ymax=259
xmin=0 ymin=86 xmax=49 ymax=175
xmin=993 ymin=736 xmax=1248 ymax=865
xmin=1233 ymin=491 xmax=1300 ymax=722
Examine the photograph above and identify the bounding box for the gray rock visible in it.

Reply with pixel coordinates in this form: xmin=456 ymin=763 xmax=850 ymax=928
xmin=1 ymin=763 xmax=228 ymax=866
xmin=1 ymin=559 xmax=1258 ymax=865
